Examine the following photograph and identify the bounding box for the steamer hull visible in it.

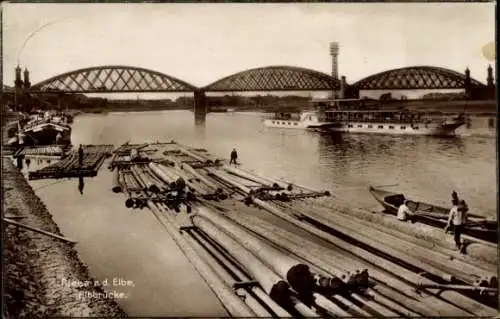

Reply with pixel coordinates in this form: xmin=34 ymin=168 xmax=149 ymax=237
xmin=24 ymin=123 xmax=72 ymax=146
xmin=313 ymin=98 xmax=466 ymax=137
xmin=7 ymin=112 xmax=73 ymax=147
xmin=328 ymin=120 xmax=464 ymax=136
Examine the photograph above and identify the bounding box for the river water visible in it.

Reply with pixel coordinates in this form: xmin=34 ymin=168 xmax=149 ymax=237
xmin=27 ymin=109 xmax=496 ymax=316
xmin=72 ymin=110 xmax=496 ymax=217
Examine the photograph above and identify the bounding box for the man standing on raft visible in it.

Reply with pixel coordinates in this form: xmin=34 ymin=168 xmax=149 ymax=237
xmin=230 ymin=148 xmax=238 ymax=165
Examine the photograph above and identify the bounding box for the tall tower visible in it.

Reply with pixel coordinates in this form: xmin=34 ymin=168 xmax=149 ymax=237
xmin=23 ymin=68 xmax=31 ymax=89
xmin=329 ymin=42 xmax=339 ymax=81
xmin=464 ymin=67 xmax=472 ymax=98
xmin=487 ymin=64 xmax=494 ymax=87
xmin=329 ymin=42 xmax=339 ymax=98
xmin=464 ymin=67 xmax=471 ymax=86
xmin=15 ymin=65 xmax=23 ymax=88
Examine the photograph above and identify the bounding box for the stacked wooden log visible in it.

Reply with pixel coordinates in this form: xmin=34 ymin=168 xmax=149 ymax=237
xmin=112 ymin=160 xmax=228 ymax=213
xmin=107 ymin=141 xmax=498 ymax=317
xmin=282 ymin=200 xmax=496 ymax=288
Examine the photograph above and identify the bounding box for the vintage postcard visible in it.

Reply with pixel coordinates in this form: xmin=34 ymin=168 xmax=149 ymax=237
xmin=1 ymin=2 xmax=497 ymax=318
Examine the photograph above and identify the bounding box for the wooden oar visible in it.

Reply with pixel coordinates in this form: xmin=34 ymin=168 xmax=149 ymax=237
xmin=371 ymin=184 xmax=399 ymax=188
xmin=417 ymin=283 xmax=497 ymax=293
xmin=350 ymin=184 xmax=400 ymax=190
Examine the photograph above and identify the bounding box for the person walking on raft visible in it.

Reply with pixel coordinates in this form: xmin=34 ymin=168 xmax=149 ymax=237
xmin=445 ymin=198 xmax=467 ymax=253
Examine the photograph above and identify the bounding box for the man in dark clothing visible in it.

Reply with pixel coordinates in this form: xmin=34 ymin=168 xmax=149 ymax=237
xmin=230 ymin=148 xmax=238 ymax=165
xmin=78 ymin=145 xmax=84 ymax=167
xmin=16 ymin=155 xmax=24 ymax=170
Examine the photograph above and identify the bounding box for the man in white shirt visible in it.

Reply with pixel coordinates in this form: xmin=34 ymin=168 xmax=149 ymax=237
xmin=445 ymin=199 xmax=465 ymax=251
xmin=397 ymin=200 xmax=412 ymax=221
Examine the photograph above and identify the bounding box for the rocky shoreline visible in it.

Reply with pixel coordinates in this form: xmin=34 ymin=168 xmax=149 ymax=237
xmin=2 ymin=157 xmax=127 ymax=318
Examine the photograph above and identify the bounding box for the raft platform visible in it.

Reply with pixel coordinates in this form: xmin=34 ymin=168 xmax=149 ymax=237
xmin=28 ymin=144 xmax=114 ymax=180
xmin=107 ymin=140 xmax=498 ymax=317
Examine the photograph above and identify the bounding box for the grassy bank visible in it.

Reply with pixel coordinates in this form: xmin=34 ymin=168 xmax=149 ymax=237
xmin=2 ymin=158 xmax=127 ymax=318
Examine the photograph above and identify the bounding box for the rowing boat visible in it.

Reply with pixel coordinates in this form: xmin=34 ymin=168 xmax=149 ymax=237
xmin=368 ymin=185 xmax=497 ymax=243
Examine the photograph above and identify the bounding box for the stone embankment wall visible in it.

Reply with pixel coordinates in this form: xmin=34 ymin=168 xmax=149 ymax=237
xmin=2 ymin=157 xmax=127 ymax=318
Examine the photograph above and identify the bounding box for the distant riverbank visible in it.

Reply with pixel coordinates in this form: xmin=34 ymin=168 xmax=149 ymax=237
xmin=69 ymin=99 xmax=496 ymax=116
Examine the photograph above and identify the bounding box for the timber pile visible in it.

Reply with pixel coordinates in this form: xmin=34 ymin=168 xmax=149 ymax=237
xmin=109 ymin=141 xmax=498 ymax=317
xmin=27 ymin=144 xmax=113 ymax=180
xmin=108 ymin=141 xmax=176 ymax=170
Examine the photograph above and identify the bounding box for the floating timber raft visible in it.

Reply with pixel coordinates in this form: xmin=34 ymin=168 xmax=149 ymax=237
xmin=28 ymin=144 xmax=114 ymax=180
xmin=109 ymin=141 xmax=498 ymax=317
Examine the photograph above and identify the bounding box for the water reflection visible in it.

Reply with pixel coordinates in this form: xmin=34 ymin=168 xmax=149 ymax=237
xmin=194 ymin=121 xmax=206 ymax=141
xmin=432 ymin=136 xmax=465 ymax=155
xmin=194 ymin=116 xmax=206 ymax=126
xmin=488 ymin=117 xmax=495 ymax=128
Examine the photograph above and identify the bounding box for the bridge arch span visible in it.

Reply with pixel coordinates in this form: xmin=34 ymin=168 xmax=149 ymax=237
xmin=204 ymin=65 xmax=339 ymax=92
xmin=30 ymin=65 xmax=197 ymax=93
xmin=353 ymin=66 xmax=485 ymax=90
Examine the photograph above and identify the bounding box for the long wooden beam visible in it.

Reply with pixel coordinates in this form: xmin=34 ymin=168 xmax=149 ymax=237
xmin=182 ymin=164 xmax=220 ymax=191
xmin=307 ymin=200 xmax=495 ymax=273
xmin=186 ymin=230 xmax=273 ymax=317
xmin=112 ymin=168 xmax=121 ymax=193
xmin=190 ymin=228 xmax=291 ymax=317
xmin=228 ymin=208 xmax=448 ymax=317
xmin=250 ymin=199 xmax=495 ymax=316
xmin=205 ymin=168 xmax=252 ymax=194
xmin=226 ymin=212 xmax=411 ymax=317
xmin=194 ymin=207 xmax=355 ymax=317
xmin=417 ymin=283 xmax=498 ymax=293
xmin=4 ymin=218 xmax=77 ymax=245
xmin=190 ymin=213 xmax=319 ymax=317
xmin=175 ymin=144 xmax=211 ymax=163
xmin=293 ymin=201 xmax=495 ymax=286
xmin=147 ymin=202 xmax=256 ymax=317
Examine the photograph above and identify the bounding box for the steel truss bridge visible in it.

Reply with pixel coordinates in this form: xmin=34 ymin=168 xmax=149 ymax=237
xmin=19 ymin=65 xmax=485 ymax=120
xmin=352 ymin=66 xmax=484 ymax=90
xmin=28 ymin=65 xmax=484 ymax=94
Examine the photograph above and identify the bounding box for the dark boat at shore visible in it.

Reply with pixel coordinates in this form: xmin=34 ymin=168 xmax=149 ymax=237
xmin=7 ymin=111 xmax=72 ymax=147
xmin=368 ymin=185 xmax=497 ymax=243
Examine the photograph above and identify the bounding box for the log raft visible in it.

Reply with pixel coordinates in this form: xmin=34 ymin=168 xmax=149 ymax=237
xmin=28 ymin=144 xmax=114 ymax=180
xmin=108 ymin=141 xmax=498 ymax=317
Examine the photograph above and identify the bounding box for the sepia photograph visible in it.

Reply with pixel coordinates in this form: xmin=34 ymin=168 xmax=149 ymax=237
xmin=1 ymin=2 xmax=497 ymax=318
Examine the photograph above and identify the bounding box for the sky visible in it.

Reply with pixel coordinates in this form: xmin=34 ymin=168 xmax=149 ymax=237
xmin=1 ymin=2 xmax=496 ymax=98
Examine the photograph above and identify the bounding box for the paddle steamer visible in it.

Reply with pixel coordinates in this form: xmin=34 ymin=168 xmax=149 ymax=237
xmin=316 ymin=99 xmax=466 ymax=136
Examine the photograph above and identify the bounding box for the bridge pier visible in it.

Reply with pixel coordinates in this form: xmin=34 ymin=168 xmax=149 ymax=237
xmin=194 ymin=89 xmax=207 ymax=125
